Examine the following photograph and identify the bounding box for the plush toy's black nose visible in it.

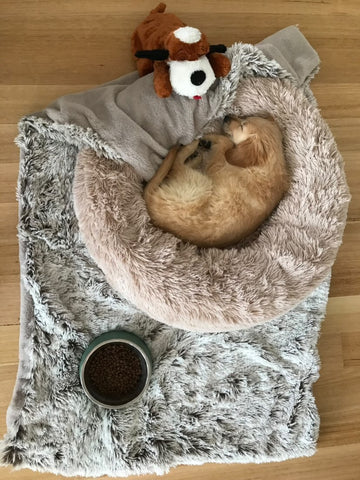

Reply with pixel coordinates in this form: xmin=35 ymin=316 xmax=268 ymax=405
xmin=191 ymin=70 xmax=206 ymax=86
xmin=223 ymin=115 xmax=231 ymax=123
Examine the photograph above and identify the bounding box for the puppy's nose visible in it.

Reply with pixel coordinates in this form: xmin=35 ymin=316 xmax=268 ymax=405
xmin=191 ymin=70 xmax=206 ymax=86
xmin=223 ymin=115 xmax=231 ymax=124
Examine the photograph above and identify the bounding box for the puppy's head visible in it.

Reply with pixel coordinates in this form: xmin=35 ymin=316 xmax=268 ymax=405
xmin=223 ymin=114 xmax=280 ymax=142
xmin=223 ymin=115 xmax=282 ymax=166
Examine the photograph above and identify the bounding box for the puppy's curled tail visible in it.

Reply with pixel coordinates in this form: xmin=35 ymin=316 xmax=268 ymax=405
xmin=144 ymin=146 xmax=179 ymax=202
xmin=151 ymin=3 xmax=167 ymax=14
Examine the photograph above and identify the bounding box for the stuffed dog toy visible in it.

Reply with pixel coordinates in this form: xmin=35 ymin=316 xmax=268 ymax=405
xmin=132 ymin=3 xmax=231 ymax=99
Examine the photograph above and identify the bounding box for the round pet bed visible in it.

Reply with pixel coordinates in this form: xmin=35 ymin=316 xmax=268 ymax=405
xmin=73 ymin=75 xmax=349 ymax=332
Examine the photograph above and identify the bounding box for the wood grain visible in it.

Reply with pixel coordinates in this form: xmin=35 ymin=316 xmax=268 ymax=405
xmin=0 ymin=1 xmax=359 ymax=479
xmin=330 ymin=222 xmax=360 ymax=297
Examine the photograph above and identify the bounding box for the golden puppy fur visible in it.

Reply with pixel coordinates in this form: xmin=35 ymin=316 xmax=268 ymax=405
xmin=144 ymin=116 xmax=289 ymax=247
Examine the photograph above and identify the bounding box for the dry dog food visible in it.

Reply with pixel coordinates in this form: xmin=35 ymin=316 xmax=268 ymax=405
xmin=86 ymin=343 xmax=143 ymax=399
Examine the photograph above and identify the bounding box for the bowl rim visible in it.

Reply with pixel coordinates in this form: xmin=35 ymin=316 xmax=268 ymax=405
xmin=79 ymin=333 xmax=152 ymax=409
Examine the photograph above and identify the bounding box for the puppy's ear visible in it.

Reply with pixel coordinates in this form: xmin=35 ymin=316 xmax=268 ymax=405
xmin=248 ymin=134 xmax=268 ymax=165
xmin=226 ymin=135 xmax=266 ymax=168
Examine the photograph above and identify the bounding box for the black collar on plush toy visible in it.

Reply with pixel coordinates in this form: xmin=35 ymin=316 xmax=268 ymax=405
xmin=135 ymin=44 xmax=227 ymax=61
xmin=135 ymin=49 xmax=170 ymax=61
xmin=209 ymin=44 xmax=227 ymax=54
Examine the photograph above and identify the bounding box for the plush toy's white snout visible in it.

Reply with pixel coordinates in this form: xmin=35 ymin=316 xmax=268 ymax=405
xmin=169 ymin=56 xmax=216 ymax=100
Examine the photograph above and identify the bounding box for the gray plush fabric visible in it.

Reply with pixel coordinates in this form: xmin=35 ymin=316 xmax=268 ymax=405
xmin=257 ymin=26 xmax=320 ymax=87
xmin=0 ymin=27 xmax=348 ymax=476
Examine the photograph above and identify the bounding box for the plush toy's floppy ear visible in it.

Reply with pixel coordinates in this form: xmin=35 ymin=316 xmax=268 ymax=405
xmin=207 ymin=52 xmax=231 ymax=77
xmin=135 ymin=49 xmax=169 ymax=61
xmin=209 ymin=44 xmax=227 ymax=54
xmin=153 ymin=61 xmax=172 ymax=98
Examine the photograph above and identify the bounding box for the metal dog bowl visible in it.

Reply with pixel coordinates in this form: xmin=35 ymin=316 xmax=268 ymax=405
xmin=79 ymin=330 xmax=152 ymax=409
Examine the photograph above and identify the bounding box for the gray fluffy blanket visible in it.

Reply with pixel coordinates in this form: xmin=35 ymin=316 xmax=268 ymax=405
xmin=0 ymin=27 xmax=349 ymax=476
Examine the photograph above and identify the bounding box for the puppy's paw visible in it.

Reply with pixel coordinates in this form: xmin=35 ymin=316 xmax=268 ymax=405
xmin=201 ymin=134 xmax=221 ymax=144
xmin=199 ymin=138 xmax=212 ymax=149
xmin=176 ymin=139 xmax=200 ymax=164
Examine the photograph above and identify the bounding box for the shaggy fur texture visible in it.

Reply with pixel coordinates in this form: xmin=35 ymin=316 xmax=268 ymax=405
xmin=0 ymin=33 xmax=349 ymax=477
xmin=73 ymin=77 xmax=349 ymax=332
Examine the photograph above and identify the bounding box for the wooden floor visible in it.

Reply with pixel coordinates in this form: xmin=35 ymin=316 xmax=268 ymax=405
xmin=0 ymin=1 xmax=359 ymax=478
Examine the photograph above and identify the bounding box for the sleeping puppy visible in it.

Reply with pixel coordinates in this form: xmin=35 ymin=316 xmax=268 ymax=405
xmin=144 ymin=115 xmax=289 ymax=248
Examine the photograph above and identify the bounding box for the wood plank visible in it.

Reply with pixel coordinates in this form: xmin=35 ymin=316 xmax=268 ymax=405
xmin=341 ymin=332 xmax=360 ymax=367
xmin=0 ymin=325 xmax=19 ymax=365
xmin=0 ymin=280 xmax=19 ymax=326
xmin=0 ymin=205 xmax=18 ymax=247
xmin=0 ymin=14 xmax=359 ymax=85
xmin=330 ymin=222 xmax=360 ymax=297
xmin=2 ymin=0 xmax=360 ymax=17
xmin=315 ymin=49 xmax=360 ymax=84
xmin=314 ymin=327 xmax=360 ymax=447
xmin=0 ymin=125 xmax=20 ymax=164
xmin=343 ymin=152 xmax=359 ymax=222
xmin=0 ymin=245 xmax=19 ymax=276
xmin=0 ymin=86 xmax=96 ymax=124
xmin=0 ymin=164 xmax=18 ymax=203
xmin=0 ymin=364 xmax=17 ymax=410
xmin=325 ymin=295 xmax=360 ymax=334
xmin=327 ymin=118 xmax=360 ymax=152
xmin=312 ymin=84 xmax=360 ymax=120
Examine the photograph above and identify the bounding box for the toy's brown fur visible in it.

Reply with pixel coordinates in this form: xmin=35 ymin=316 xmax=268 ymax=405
xmin=144 ymin=116 xmax=289 ymax=248
xmin=132 ymin=3 xmax=231 ymax=97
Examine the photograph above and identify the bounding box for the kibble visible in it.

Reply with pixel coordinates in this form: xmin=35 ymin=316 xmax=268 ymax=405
xmin=85 ymin=343 xmax=143 ymax=400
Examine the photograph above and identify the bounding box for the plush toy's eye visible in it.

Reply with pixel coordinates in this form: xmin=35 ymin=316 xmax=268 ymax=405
xmin=209 ymin=44 xmax=227 ymax=54
xmin=135 ymin=49 xmax=169 ymax=61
